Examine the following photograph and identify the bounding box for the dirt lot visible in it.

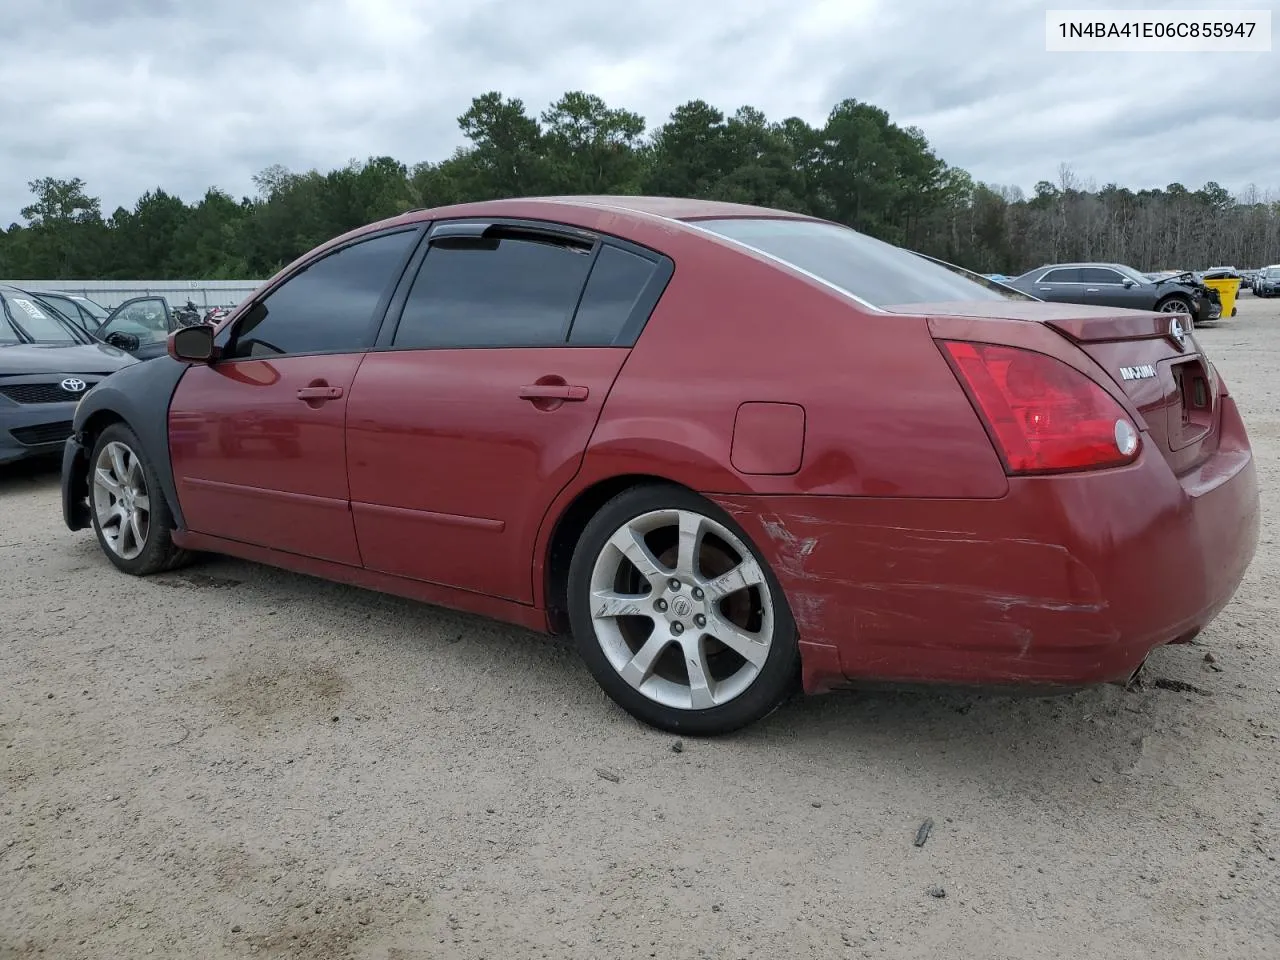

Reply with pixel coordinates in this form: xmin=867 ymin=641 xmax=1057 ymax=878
xmin=3 ymin=296 xmax=1279 ymax=960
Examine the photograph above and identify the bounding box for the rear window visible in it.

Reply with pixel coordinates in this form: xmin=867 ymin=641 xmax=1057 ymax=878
xmin=691 ymin=218 xmax=1031 ymax=308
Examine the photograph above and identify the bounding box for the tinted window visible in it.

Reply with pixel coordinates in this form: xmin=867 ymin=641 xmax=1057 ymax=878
xmin=1080 ymin=268 xmax=1124 ymax=284
xmin=1040 ymin=268 xmax=1083 ymax=283
xmin=693 ymin=218 xmax=1028 ymax=309
xmin=569 ymin=245 xmax=658 ymax=345
xmin=227 ymin=230 xmax=416 ymax=359
xmin=393 ymin=233 xmax=593 ymax=348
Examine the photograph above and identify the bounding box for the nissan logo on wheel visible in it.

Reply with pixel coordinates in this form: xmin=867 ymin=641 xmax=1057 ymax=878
xmin=60 ymin=378 xmax=87 ymax=393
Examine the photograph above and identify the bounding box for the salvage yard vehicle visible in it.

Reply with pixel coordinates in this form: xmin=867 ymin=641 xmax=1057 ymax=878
xmin=59 ymin=197 xmax=1260 ymax=735
xmin=25 ymin=290 xmax=112 ymax=334
xmin=1254 ymin=266 xmax=1280 ymax=297
xmin=0 ymin=285 xmax=137 ymax=465
xmin=1008 ymin=263 xmax=1222 ymax=325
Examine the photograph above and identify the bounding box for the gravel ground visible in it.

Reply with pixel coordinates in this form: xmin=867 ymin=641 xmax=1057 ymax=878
xmin=3 ymin=296 xmax=1279 ymax=960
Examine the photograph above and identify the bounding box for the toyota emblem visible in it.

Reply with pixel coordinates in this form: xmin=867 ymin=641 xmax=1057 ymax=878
xmin=1168 ymin=317 xmax=1186 ymax=348
xmin=60 ymin=378 xmax=87 ymax=393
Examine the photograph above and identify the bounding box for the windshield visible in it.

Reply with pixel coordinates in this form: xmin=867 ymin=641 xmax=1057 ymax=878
xmin=0 ymin=292 xmax=86 ymax=344
xmin=1112 ymin=265 xmax=1152 ymax=284
xmin=690 ymin=217 xmax=1033 ymax=308
xmin=72 ymin=296 xmax=110 ymax=320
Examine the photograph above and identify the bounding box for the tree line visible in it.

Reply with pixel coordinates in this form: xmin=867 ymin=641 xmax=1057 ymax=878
xmin=2 ymin=90 xmax=1277 ymax=281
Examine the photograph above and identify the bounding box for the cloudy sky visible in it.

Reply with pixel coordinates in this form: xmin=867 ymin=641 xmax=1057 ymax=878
xmin=1 ymin=0 xmax=1275 ymax=222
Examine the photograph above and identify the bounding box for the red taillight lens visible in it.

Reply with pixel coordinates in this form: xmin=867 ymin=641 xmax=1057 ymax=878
xmin=940 ymin=340 xmax=1141 ymax=475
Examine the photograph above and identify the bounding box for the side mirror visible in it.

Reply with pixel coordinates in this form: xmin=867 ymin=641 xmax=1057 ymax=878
xmin=168 ymin=324 xmax=217 ymax=363
xmin=1122 ymin=279 xmax=1135 ymax=287
xmin=104 ymin=331 xmax=140 ymax=352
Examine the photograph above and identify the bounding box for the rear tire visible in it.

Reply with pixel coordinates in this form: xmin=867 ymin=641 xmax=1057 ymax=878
xmin=88 ymin=423 xmax=190 ymax=577
xmin=567 ymin=483 xmax=800 ymax=736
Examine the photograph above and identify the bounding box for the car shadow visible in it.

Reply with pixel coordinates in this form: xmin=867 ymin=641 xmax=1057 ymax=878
xmin=153 ymin=544 xmax=1228 ymax=800
xmin=0 ymin=455 xmax=61 ymax=495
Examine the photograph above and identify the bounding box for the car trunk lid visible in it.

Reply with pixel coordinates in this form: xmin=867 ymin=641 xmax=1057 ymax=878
xmin=898 ymin=301 xmax=1219 ymax=475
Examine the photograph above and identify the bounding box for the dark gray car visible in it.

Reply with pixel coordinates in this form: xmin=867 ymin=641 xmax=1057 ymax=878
xmin=1007 ymin=262 xmax=1221 ymax=325
xmin=0 ymin=284 xmax=138 ymax=465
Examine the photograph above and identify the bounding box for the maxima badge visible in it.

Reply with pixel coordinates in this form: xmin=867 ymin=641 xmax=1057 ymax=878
xmin=1120 ymin=364 xmax=1157 ymax=381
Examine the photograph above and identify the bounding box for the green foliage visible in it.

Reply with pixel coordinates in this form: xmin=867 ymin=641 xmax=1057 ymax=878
xmin=1 ymin=90 xmax=1277 ymax=280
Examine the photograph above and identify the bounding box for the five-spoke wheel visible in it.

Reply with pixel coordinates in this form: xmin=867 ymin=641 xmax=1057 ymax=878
xmin=92 ymin=440 xmax=152 ymax=560
xmin=87 ymin=423 xmax=189 ymax=576
xmin=569 ymin=485 xmax=798 ymax=735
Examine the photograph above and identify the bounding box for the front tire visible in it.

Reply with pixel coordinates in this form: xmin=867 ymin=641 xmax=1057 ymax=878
xmin=567 ymin=484 xmax=800 ymax=736
xmin=88 ymin=423 xmax=190 ymax=576
xmin=1157 ymin=295 xmax=1193 ymax=317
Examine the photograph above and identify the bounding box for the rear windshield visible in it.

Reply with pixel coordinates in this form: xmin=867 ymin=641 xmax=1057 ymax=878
xmin=0 ymin=292 xmax=85 ymax=344
xmin=691 ymin=217 xmax=1032 ymax=308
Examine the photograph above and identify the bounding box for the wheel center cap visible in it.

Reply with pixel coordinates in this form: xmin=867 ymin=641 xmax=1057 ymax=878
xmin=670 ymin=596 xmax=693 ymax=619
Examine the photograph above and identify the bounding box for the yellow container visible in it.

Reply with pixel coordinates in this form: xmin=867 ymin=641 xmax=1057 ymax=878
xmin=1201 ymin=277 xmax=1241 ymax=318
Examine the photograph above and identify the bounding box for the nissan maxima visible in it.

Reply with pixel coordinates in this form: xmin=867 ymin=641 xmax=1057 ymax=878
xmin=60 ymin=197 xmax=1259 ymax=734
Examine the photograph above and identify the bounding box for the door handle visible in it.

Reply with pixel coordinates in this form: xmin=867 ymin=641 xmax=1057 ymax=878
xmin=519 ymin=384 xmax=589 ymax=402
xmin=1085 ymin=288 xmax=1100 ymax=292
xmin=297 ymin=385 xmax=343 ymax=400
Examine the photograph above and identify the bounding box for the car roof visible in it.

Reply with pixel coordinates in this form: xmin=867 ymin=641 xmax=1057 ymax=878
xmin=1032 ymin=262 xmax=1136 ymax=271
xmin=258 ymin=195 xmax=824 ymax=294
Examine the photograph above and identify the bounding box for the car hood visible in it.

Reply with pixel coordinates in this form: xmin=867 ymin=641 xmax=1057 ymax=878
xmin=0 ymin=341 xmax=138 ymax=375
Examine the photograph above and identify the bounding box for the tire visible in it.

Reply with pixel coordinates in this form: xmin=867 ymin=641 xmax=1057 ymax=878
xmin=1157 ymin=295 xmax=1193 ymax=317
xmin=567 ymin=483 xmax=800 ymax=736
xmin=88 ymin=423 xmax=190 ymax=576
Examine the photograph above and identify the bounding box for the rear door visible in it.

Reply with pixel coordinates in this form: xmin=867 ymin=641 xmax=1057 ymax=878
xmin=346 ymin=221 xmax=672 ymax=603
xmin=1030 ymin=267 xmax=1087 ymax=304
xmin=169 ymin=227 xmax=421 ymax=564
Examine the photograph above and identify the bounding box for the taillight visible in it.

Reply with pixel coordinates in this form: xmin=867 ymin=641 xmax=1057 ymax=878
xmin=940 ymin=340 xmax=1141 ymax=475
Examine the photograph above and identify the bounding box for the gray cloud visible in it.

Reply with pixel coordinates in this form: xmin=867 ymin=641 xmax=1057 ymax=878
xmin=1 ymin=0 xmax=1275 ymax=222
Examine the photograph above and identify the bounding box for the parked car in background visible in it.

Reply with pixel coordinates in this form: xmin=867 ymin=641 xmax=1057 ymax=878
xmin=30 ymin=292 xmax=182 ymax=361
xmin=59 ymin=196 xmax=1259 ymax=735
xmin=1254 ymin=266 xmax=1280 ymax=297
xmin=1 ymin=284 xmax=137 ymax=465
xmin=1007 ymin=263 xmax=1221 ymax=325
xmin=26 ymin=291 xmax=113 ymax=334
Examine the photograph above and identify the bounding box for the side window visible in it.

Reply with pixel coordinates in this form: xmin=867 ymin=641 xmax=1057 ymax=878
xmin=1040 ymin=268 xmax=1082 ymax=283
xmin=392 ymin=232 xmax=593 ymax=349
xmin=1081 ymin=268 xmax=1123 ymax=284
xmin=102 ymin=298 xmax=172 ymax=345
xmin=227 ymin=230 xmax=416 ymax=359
xmin=569 ymin=245 xmax=660 ymax=346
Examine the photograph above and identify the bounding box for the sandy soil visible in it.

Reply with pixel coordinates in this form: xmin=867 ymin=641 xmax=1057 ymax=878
xmin=2 ymin=296 xmax=1278 ymax=960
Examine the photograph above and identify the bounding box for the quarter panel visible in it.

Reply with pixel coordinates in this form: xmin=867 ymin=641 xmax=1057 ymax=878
xmin=591 ymin=241 xmax=1010 ymax=499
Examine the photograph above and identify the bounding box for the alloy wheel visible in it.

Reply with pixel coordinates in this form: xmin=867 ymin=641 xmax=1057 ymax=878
xmin=92 ymin=441 xmax=151 ymax=560
xmin=588 ymin=508 xmax=775 ymax=711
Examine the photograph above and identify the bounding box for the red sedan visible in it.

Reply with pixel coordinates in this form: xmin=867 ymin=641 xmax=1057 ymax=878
xmin=61 ymin=197 xmax=1260 ymax=734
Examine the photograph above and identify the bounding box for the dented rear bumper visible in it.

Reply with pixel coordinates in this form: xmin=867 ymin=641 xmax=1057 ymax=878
xmin=712 ymin=396 xmax=1259 ymax=695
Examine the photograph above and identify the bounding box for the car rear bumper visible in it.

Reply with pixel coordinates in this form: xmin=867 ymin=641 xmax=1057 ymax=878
xmin=0 ymin=401 xmax=80 ymax=465
xmin=712 ymin=396 xmax=1260 ymax=694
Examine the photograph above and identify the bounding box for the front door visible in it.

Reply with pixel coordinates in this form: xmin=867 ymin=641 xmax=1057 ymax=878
xmin=97 ymin=296 xmax=174 ymax=359
xmin=346 ymin=224 xmax=670 ymax=603
xmin=1080 ymin=267 xmax=1149 ymax=309
xmin=169 ymin=227 xmax=421 ymax=564
xmin=1030 ymin=267 xmax=1087 ymax=304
